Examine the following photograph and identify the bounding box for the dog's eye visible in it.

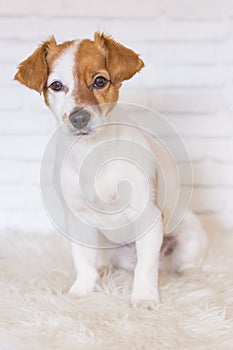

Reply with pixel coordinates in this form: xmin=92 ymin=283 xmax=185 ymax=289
xmin=49 ymin=81 xmax=64 ymax=92
xmin=93 ymin=76 xmax=109 ymax=89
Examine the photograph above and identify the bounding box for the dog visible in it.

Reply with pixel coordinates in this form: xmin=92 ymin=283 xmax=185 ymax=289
xmin=14 ymin=32 xmax=208 ymax=309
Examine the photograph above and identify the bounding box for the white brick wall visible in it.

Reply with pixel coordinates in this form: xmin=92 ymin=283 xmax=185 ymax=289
xmin=0 ymin=0 xmax=233 ymax=233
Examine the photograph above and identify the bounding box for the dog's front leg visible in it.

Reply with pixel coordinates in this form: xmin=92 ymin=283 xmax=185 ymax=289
xmin=131 ymin=210 xmax=163 ymax=309
xmin=68 ymin=242 xmax=98 ymax=297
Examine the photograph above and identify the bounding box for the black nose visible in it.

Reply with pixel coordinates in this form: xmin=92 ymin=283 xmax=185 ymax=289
xmin=69 ymin=109 xmax=91 ymax=129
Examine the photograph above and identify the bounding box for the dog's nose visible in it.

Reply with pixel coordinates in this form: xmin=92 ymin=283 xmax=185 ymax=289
xmin=69 ymin=109 xmax=91 ymax=129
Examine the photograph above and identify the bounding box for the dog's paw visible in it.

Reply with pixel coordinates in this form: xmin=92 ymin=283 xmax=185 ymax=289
xmin=67 ymin=284 xmax=88 ymax=298
xmin=175 ymin=263 xmax=195 ymax=276
xmin=131 ymin=297 xmax=158 ymax=311
xmin=67 ymin=279 xmax=95 ymax=298
xmin=131 ymin=291 xmax=160 ymax=311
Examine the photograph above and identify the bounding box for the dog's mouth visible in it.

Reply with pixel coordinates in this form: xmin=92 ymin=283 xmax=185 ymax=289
xmin=64 ymin=122 xmax=91 ymax=136
xmin=72 ymin=119 xmax=103 ymax=137
xmin=73 ymin=130 xmax=91 ymax=136
xmin=66 ymin=121 xmax=93 ymax=136
xmin=72 ymin=124 xmax=96 ymax=136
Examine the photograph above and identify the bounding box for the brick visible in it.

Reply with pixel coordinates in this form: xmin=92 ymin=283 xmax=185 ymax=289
xmin=0 ymin=185 xmax=42 ymax=210
xmin=184 ymin=138 xmax=233 ymax=162
xmin=217 ymin=39 xmax=233 ymax=64
xmin=190 ymin=187 xmax=233 ymax=213
xmin=161 ymin=0 xmax=226 ymax=19
xmin=0 ymin=0 xmax=62 ymax=15
xmin=223 ymin=0 xmax=233 ymax=17
xmin=0 ymin=136 xmax=48 ymax=160
xmin=21 ymin=162 xmax=41 ymax=184
xmin=0 ymin=210 xmax=53 ymax=234
xmin=146 ymin=42 xmax=219 ymax=64
xmin=104 ymin=19 xmax=230 ymax=42
xmin=0 ymin=39 xmax=37 ymax=64
xmin=0 ymin=63 xmax=18 ymax=86
xmin=1 ymin=0 xmax=232 ymax=21
xmin=0 ymin=160 xmax=40 ymax=185
xmin=132 ymin=20 xmax=227 ymax=42
xmin=0 ymin=111 xmax=53 ymax=134
xmin=0 ymin=160 xmax=21 ymax=184
xmin=0 ymin=18 xmax=101 ymax=41
xmin=120 ymin=40 xmax=233 ymax=65
xmin=180 ymin=161 xmax=233 ymax=186
xmin=147 ymin=38 xmax=233 ymax=69
xmin=0 ymin=18 xmax=229 ymax=42
xmin=149 ymin=88 xmax=220 ymax=113
xmin=0 ymin=0 xmax=160 ymax=17
xmin=119 ymin=87 xmax=150 ymax=106
xmin=224 ymin=84 xmax=233 ymax=111
xmin=165 ymin=113 xmax=233 ymax=137
xmin=0 ymin=87 xmax=23 ymax=110
xmin=137 ymin=65 xmax=226 ymax=88
xmin=60 ymin=0 xmax=161 ymax=17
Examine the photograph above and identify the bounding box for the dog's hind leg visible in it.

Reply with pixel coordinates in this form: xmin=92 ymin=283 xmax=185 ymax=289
xmin=160 ymin=211 xmax=208 ymax=274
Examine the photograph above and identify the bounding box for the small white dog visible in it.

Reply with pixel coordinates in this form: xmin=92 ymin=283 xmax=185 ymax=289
xmin=15 ymin=32 xmax=208 ymax=309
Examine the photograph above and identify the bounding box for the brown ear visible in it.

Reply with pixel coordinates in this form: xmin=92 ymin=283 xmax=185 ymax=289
xmin=94 ymin=32 xmax=144 ymax=85
xmin=14 ymin=36 xmax=57 ymax=93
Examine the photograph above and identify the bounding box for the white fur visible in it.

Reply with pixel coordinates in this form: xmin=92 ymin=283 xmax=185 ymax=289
xmin=45 ymin=43 xmax=208 ymax=308
xmin=47 ymin=41 xmax=79 ymax=121
xmin=53 ymin=124 xmax=207 ymax=308
xmin=1 ymin=230 xmax=232 ymax=349
xmin=58 ymin=122 xmax=165 ymax=308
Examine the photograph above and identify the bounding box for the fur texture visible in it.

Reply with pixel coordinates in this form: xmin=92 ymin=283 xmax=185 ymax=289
xmin=0 ymin=229 xmax=232 ymax=350
xmin=14 ymin=33 xmax=207 ymax=308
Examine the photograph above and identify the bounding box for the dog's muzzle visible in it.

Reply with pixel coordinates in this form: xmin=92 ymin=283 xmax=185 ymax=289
xmin=69 ymin=109 xmax=91 ymax=130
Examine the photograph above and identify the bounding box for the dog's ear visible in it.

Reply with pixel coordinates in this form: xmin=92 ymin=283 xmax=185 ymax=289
xmin=94 ymin=32 xmax=144 ymax=85
xmin=14 ymin=36 xmax=57 ymax=93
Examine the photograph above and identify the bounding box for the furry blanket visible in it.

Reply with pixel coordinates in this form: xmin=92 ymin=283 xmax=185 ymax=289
xmin=0 ymin=230 xmax=233 ymax=350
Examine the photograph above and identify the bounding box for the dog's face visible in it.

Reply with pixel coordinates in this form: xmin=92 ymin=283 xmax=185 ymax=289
xmin=15 ymin=32 xmax=144 ymax=135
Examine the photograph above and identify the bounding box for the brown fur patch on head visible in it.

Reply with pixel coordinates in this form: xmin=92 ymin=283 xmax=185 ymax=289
xmin=94 ymin=32 xmax=144 ymax=85
xmin=74 ymin=39 xmax=108 ymax=107
xmin=14 ymin=37 xmax=74 ymax=99
xmin=73 ymin=33 xmax=144 ymax=110
xmin=14 ymin=37 xmax=56 ymax=93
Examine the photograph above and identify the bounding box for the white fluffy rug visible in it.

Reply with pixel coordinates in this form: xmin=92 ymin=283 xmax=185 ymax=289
xmin=0 ymin=230 xmax=233 ymax=350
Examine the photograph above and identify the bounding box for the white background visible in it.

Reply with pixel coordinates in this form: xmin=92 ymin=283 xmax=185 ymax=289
xmin=0 ymin=0 xmax=233 ymax=234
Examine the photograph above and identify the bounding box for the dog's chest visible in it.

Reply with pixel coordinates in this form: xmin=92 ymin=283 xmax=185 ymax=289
xmin=58 ymin=128 xmax=157 ymax=229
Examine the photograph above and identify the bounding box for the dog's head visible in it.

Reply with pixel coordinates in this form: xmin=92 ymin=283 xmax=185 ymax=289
xmin=14 ymin=32 xmax=144 ymax=135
